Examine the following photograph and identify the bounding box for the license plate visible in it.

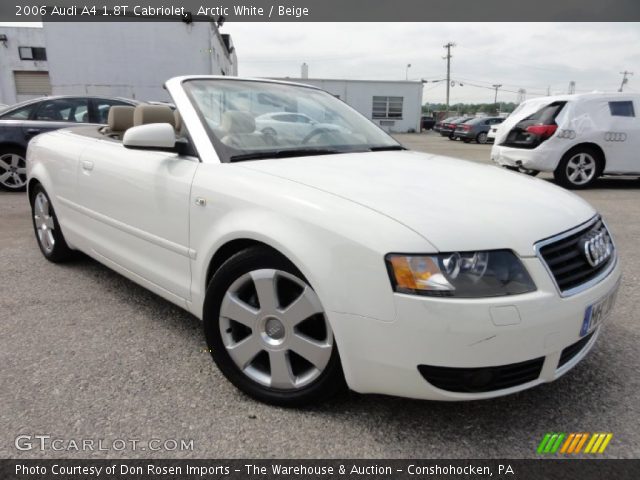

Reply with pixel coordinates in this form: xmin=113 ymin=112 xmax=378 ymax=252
xmin=580 ymin=283 xmax=619 ymax=337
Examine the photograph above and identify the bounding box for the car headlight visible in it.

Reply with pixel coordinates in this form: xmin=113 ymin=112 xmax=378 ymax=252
xmin=385 ymin=250 xmax=536 ymax=298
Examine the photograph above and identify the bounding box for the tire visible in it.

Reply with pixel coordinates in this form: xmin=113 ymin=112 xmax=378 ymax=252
xmin=203 ymin=246 xmax=345 ymax=407
xmin=30 ymin=184 xmax=75 ymax=262
xmin=0 ymin=146 xmax=27 ymax=191
xmin=554 ymin=146 xmax=603 ymax=189
xmin=448 ymin=134 xmax=456 ymax=140
xmin=476 ymin=132 xmax=488 ymax=144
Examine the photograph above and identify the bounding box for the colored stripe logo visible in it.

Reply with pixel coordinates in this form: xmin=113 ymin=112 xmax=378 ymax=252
xmin=537 ymin=433 xmax=613 ymax=454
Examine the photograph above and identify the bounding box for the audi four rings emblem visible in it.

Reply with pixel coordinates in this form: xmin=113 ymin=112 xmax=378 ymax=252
xmin=579 ymin=228 xmax=613 ymax=268
xmin=604 ymin=132 xmax=627 ymax=142
xmin=557 ymin=129 xmax=576 ymax=139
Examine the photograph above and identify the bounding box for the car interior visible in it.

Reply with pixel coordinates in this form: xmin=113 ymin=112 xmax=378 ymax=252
xmin=100 ymin=104 xmax=184 ymax=141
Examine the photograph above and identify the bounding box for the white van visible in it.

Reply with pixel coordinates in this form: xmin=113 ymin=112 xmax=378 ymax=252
xmin=491 ymin=93 xmax=640 ymax=189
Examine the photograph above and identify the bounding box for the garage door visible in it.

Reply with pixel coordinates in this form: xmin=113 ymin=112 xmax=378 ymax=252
xmin=14 ymin=71 xmax=52 ymax=95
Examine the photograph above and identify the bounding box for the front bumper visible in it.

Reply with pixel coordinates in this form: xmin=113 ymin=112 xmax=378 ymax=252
xmin=330 ymin=255 xmax=621 ymax=401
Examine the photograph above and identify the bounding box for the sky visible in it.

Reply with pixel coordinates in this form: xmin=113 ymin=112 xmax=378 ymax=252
xmin=2 ymin=22 xmax=638 ymax=104
xmin=224 ymin=22 xmax=640 ymax=104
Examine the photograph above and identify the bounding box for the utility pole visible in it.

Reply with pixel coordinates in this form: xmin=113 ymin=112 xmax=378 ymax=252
xmin=443 ymin=42 xmax=455 ymax=112
xmin=517 ymin=88 xmax=526 ymax=104
xmin=492 ymin=84 xmax=502 ymax=112
xmin=619 ymin=71 xmax=633 ymax=92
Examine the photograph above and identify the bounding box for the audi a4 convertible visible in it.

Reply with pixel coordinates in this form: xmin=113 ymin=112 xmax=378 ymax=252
xmin=27 ymin=76 xmax=620 ymax=406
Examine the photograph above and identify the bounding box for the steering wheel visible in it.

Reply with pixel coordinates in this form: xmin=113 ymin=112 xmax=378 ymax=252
xmin=301 ymin=128 xmax=335 ymax=145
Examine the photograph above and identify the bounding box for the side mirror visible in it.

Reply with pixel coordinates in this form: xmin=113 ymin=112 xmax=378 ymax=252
xmin=123 ymin=123 xmax=176 ymax=150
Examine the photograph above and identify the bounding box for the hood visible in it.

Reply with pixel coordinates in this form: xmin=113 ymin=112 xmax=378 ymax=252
xmin=240 ymin=151 xmax=596 ymax=256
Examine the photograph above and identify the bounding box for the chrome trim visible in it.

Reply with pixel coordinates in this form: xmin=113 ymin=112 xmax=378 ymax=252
xmin=534 ymin=215 xmax=617 ymax=298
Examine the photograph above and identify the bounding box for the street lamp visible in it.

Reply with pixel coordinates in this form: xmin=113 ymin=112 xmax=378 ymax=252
xmin=405 ymin=64 xmax=411 ymax=80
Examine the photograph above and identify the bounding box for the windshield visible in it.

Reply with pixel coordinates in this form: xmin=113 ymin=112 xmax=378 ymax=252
xmin=182 ymin=79 xmax=402 ymax=162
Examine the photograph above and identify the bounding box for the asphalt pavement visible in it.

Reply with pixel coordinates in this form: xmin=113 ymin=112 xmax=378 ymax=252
xmin=1 ymin=131 xmax=639 ymax=458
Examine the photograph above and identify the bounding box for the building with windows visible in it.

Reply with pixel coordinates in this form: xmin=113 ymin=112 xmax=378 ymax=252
xmin=0 ymin=27 xmax=50 ymax=105
xmin=272 ymin=78 xmax=423 ymax=133
xmin=0 ymin=22 xmax=237 ymax=106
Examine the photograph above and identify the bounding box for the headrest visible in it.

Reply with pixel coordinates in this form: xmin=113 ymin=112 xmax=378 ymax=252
xmin=174 ymin=110 xmax=183 ymax=133
xmin=133 ymin=105 xmax=175 ymax=127
xmin=221 ymin=111 xmax=255 ymax=134
xmin=107 ymin=106 xmax=135 ymax=132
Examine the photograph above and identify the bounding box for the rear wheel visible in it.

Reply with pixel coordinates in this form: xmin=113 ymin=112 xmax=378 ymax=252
xmin=554 ymin=147 xmax=602 ymax=189
xmin=0 ymin=147 xmax=27 ymax=191
xmin=30 ymin=185 xmax=74 ymax=262
xmin=203 ymin=246 xmax=345 ymax=406
xmin=476 ymin=132 xmax=488 ymax=144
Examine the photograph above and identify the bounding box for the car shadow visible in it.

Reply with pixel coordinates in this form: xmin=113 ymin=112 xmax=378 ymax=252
xmin=540 ymin=176 xmax=640 ymax=190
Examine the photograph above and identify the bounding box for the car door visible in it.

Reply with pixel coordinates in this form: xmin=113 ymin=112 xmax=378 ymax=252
xmin=75 ymin=138 xmax=199 ymax=304
xmin=23 ymin=97 xmax=91 ymax=142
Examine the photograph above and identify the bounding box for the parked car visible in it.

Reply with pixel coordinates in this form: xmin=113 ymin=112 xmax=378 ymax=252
xmin=440 ymin=116 xmax=473 ymax=139
xmin=455 ymin=117 xmax=504 ymax=144
xmin=433 ymin=116 xmax=456 ymax=133
xmin=28 ymin=76 xmax=620 ymax=406
xmin=0 ymin=95 xmax=138 ymax=191
xmin=421 ymin=115 xmax=436 ymax=131
xmin=254 ymin=111 xmax=348 ymax=142
xmin=487 ymin=124 xmax=500 ymax=142
xmin=492 ymin=93 xmax=640 ymax=188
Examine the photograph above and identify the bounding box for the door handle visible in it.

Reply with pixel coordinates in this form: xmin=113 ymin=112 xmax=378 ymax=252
xmin=26 ymin=128 xmax=41 ymax=135
xmin=81 ymin=160 xmax=94 ymax=171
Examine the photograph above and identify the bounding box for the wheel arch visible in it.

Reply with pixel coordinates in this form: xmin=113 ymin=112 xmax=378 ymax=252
xmin=0 ymin=141 xmax=27 ymax=153
xmin=562 ymin=142 xmax=606 ymax=172
xmin=205 ymin=238 xmax=282 ymax=288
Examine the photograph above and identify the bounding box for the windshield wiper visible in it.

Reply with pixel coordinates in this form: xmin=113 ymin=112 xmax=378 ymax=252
xmin=368 ymin=145 xmax=406 ymax=151
xmin=230 ymin=148 xmax=341 ymax=162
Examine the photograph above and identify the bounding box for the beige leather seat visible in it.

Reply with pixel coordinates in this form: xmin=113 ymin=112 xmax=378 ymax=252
xmin=220 ymin=111 xmax=270 ymax=148
xmin=133 ymin=104 xmax=175 ymax=127
xmin=105 ymin=106 xmax=135 ymax=139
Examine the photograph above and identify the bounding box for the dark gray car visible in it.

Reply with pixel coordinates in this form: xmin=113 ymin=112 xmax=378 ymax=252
xmin=0 ymin=96 xmax=138 ymax=191
xmin=454 ymin=116 xmax=504 ymax=144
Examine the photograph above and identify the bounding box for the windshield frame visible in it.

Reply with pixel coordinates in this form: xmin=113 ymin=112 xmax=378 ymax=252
xmin=181 ymin=77 xmax=403 ymax=163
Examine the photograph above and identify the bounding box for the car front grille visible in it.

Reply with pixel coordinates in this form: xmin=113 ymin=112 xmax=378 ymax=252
xmin=417 ymin=357 xmax=544 ymax=393
xmin=536 ymin=217 xmax=615 ymax=296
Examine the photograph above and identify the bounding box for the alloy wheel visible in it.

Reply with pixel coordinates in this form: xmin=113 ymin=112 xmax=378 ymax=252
xmin=33 ymin=192 xmax=55 ymax=253
xmin=0 ymin=152 xmax=27 ymax=189
xmin=219 ymin=269 xmax=333 ymax=390
xmin=566 ymin=153 xmax=596 ymax=186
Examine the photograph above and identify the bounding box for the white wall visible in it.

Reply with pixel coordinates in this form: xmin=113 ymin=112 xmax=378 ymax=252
xmin=0 ymin=26 xmax=48 ymax=105
xmin=276 ymin=78 xmax=423 ymax=133
xmin=42 ymin=22 xmax=236 ymax=102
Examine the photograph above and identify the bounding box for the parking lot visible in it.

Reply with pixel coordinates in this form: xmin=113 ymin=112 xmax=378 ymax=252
xmin=1 ymin=131 xmax=639 ymax=459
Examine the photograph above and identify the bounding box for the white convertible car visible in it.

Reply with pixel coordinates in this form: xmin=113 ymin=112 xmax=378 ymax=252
xmin=27 ymin=76 xmax=620 ymax=406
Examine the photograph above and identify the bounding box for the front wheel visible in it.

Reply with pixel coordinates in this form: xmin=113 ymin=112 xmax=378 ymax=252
xmin=554 ymin=147 xmax=602 ymax=189
xmin=30 ymin=185 xmax=75 ymax=262
xmin=203 ymin=246 xmax=345 ymax=406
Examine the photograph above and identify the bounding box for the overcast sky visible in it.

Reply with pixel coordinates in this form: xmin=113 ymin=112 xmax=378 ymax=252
xmin=3 ymin=22 xmax=638 ymax=104
xmin=226 ymin=22 xmax=640 ymax=104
